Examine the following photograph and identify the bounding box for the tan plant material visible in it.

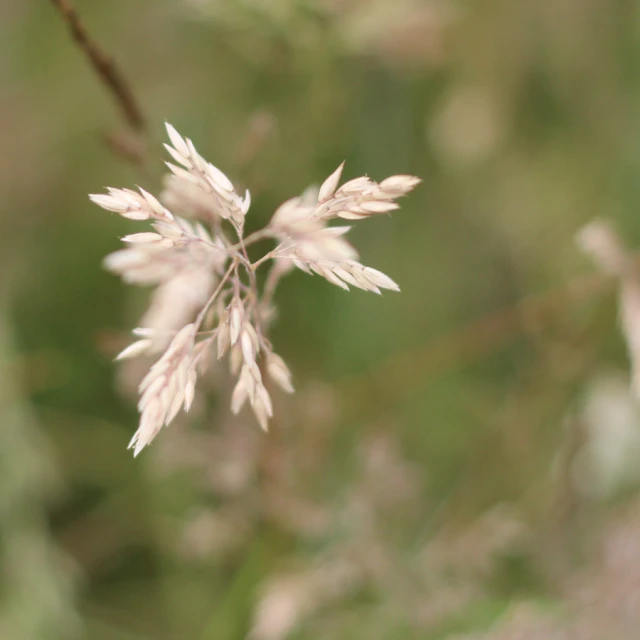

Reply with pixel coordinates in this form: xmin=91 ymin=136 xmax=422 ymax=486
xmin=451 ymin=500 xmax=640 ymax=640
xmin=577 ymin=220 xmax=640 ymax=396
xmin=90 ymin=123 xmax=419 ymax=455
xmin=49 ymin=0 xmax=145 ymax=132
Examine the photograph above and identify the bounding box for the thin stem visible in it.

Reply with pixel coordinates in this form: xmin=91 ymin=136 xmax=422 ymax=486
xmin=235 ymin=229 xmax=259 ymax=288
xmin=261 ymin=266 xmax=286 ymax=311
xmin=250 ymin=238 xmax=293 ymax=271
xmin=235 ymin=228 xmax=274 ymax=250
xmin=213 ymin=221 xmax=248 ymax=266
xmin=49 ymin=0 xmax=146 ymax=132
xmin=213 ymin=218 xmax=233 ymax=250
xmin=251 ymin=251 xmax=277 ymax=272
xmin=190 ymin=237 xmax=237 ymax=274
xmin=194 ymin=262 xmax=236 ymax=331
xmin=234 ymin=228 xmax=270 ymax=344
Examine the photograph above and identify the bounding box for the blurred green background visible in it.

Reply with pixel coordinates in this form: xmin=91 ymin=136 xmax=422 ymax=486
xmin=4 ymin=0 xmax=640 ymax=638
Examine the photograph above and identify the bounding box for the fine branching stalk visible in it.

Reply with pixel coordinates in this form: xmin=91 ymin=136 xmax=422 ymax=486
xmin=90 ymin=123 xmax=420 ymax=455
xmin=49 ymin=0 xmax=146 ymax=133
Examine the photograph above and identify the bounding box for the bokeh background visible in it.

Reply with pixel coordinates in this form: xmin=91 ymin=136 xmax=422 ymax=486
xmin=4 ymin=0 xmax=640 ymax=638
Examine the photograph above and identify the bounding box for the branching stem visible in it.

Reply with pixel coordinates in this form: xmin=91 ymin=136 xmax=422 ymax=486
xmin=237 ymin=228 xmax=274 ymax=249
xmin=194 ymin=262 xmax=236 ymax=331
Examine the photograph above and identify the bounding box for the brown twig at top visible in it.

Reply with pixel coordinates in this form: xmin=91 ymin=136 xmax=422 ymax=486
xmin=49 ymin=0 xmax=146 ymax=133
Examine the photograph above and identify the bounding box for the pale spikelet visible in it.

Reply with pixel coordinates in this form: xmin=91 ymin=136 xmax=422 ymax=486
xmin=231 ymin=362 xmax=273 ymax=430
xmin=116 ymin=338 xmax=153 ymax=360
xmin=250 ymin=560 xmax=362 ymax=640
xmin=235 ymin=319 xmax=260 ymax=372
xmin=576 ymin=219 xmax=628 ymax=276
xmin=165 ymin=122 xmax=190 ymax=158
xmin=267 ymin=353 xmax=294 ymax=393
xmin=216 ymin=310 xmax=231 ymax=359
xmin=231 ymin=365 xmax=252 ymax=414
xmin=162 ymin=122 xmax=250 ymax=226
xmin=619 ymin=274 xmax=640 ymax=396
xmin=121 ymin=232 xmax=165 ymax=244
xmin=241 ymin=329 xmax=257 ymax=365
xmin=128 ymin=324 xmax=197 ymax=456
xmin=577 ymin=220 xmax=640 ymax=395
xmin=184 ymin=372 xmax=196 ymax=411
xmin=229 ymin=343 xmax=244 ymax=376
xmin=229 ymin=296 xmax=244 ymax=346
xmin=104 ymin=216 xmax=225 ymax=286
xmin=318 ymin=162 xmax=345 ymax=203
xmin=311 ymin=165 xmax=420 ymax=221
xmin=161 ymin=174 xmax=227 ymax=221
xmin=141 ymin=267 xmax=216 ymax=343
xmin=269 ymin=177 xmax=407 ymax=290
xmin=132 ymin=327 xmax=157 ymax=338
xmin=226 ymin=329 xmax=274 ymax=429
xmin=269 ymin=189 xmax=358 ymax=279
xmin=90 ymin=187 xmax=174 ymax=222
xmin=290 ymin=257 xmax=399 ymax=293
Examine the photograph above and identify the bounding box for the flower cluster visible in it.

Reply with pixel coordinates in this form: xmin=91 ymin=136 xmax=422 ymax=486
xmin=90 ymin=123 xmax=419 ymax=455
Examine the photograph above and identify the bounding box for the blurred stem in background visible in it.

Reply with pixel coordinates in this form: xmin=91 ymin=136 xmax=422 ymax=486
xmin=48 ymin=0 xmax=152 ymax=170
xmin=48 ymin=0 xmax=146 ymax=133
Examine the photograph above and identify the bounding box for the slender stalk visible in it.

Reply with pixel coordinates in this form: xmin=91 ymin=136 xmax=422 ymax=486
xmin=234 ymin=229 xmax=259 ymax=293
xmin=234 ymin=228 xmax=274 ymax=250
xmin=251 ymin=252 xmax=277 ymax=272
xmin=194 ymin=262 xmax=236 ymax=331
xmin=251 ymin=239 xmax=293 ymax=271
xmin=260 ymin=266 xmax=286 ymax=311
xmin=234 ymin=227 xmax=271 ymax=347
xmin=49 ymin=0 xmax=146 ymax=132
xmin=212 ymin=221 xmax=249 ymax=266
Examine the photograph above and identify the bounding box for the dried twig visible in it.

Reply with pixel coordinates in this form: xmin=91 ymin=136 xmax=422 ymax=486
xmin=49 ymin=0 xmax=146 ymax=132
